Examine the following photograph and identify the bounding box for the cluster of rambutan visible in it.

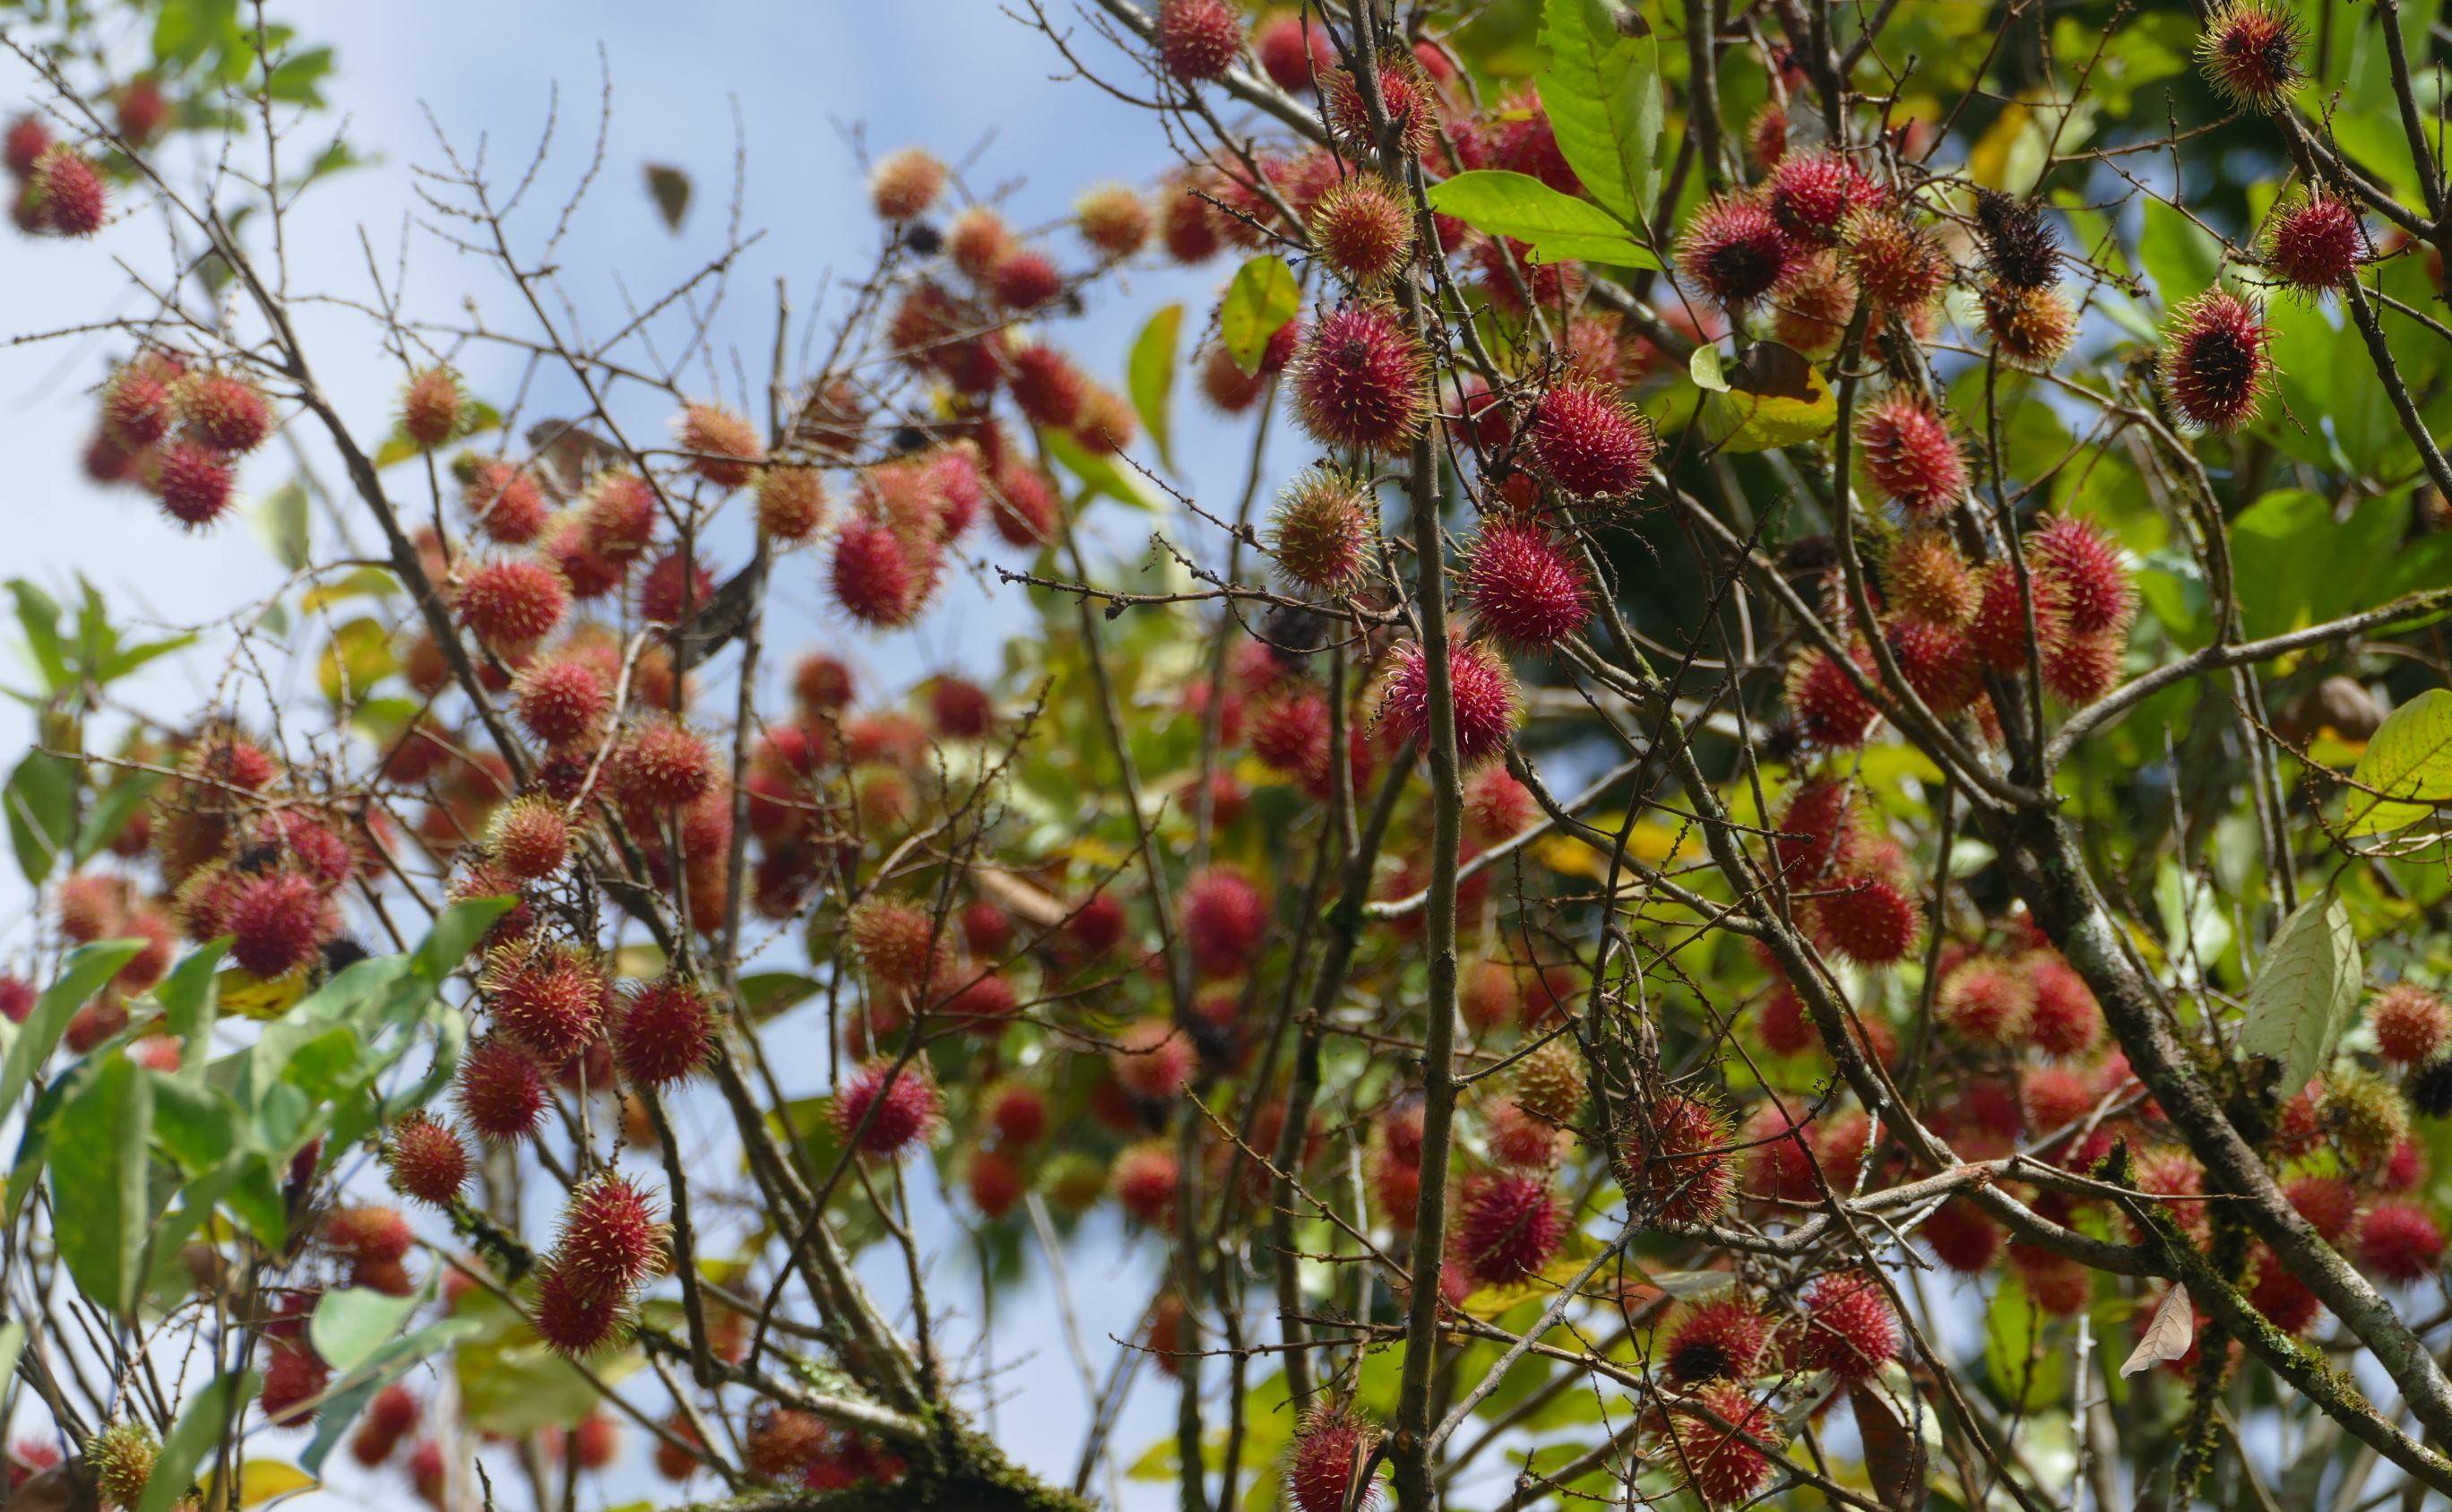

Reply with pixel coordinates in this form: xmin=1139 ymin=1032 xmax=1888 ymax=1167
xmin=78 ymin=347 xmax=280 ymax=529
xmin=4 ymin=110 xmax=106 ymax=238
xmin=738 ymin=1406 xmax=907 ymax=1492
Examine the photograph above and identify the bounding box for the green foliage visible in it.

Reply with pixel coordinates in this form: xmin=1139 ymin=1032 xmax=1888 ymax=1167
xmin=2240 ymin=894 xmax=2361 ymax=1093
xmin=1218 ymin=255 xmax=1300 ymax=374
xmin=1424 ymin=169 xmax=1657 ymax=267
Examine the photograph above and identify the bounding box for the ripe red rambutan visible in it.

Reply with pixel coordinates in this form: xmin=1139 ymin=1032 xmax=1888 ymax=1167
xmin=2284 ymin=1173 xmax=2361 ymax=1243
xmin=617 ymin=980 xmax=715 ymax=1083
xmin=1286 ymin=1405 xmax=1382 ymax=1512
xmin=613 ymin=720 xmax=715 ymax=810
xmin=514 ymin=658 xmax=612 ymax=748
xmin=990 ymin=1082 xmax=1049 ymax=1145
xmin=531 ymin=1260 xmax=629 ymax=1358
xmin=1110 ymin=1018 xmax=1196 ymax=1101
xmin=459 ymin=1037 xmax=548 ymax=1145
xmin=1662 ymin=1296 xmax=1772 ymax=1385
xmin=1677 ymin=196 xmax=1799 ymax=308
xmin=990 ymin=247 xmax=1064 ymax=312
xmin=675 ymin=402 xmax=762 ymax=489
xmin=1787 ymin=641 xmax=1880 ymax=747
xmin=947 ymin=204 xmax=1015 ymax=281
xmin=385 ymin=1110 xmax=470 ymax=1207
xmin=1255 ymin=11 xmax=1335 ymax=93
xmin=1813 ymin=848 xmax=1921 ymax=965
xmin=1797 ymin=1271 xmax=1899 ymax=1381
xmin=2248 ymin=1248 xmax=2322 ymax=1335
xmin=1885 ymin=617 xmax=1979 ymax=715
xmin=1463 ymin=766 xmax=1535 ymax=845
xmin=581 ymin=470 xmax=659 ymax=564
xmin=324 ymin=1204 xmax=413 ymax=1268
xmin=1652 ymin=1384 xmax=1783 ymax=1508
xmin=1181 ymin=866 xmax=1267 ymax=976
xmin=989 ymin=461 xmax=1062 ymax=547
xmin=2264 ymin=192 xmax=2361 ymax=292
xmin=2388 ymin=1137 xmax=2428 ymax=1192
xmin=152 ymin=440 xmax=236 ymax=527
xmin=2020 ymin=1063 xmax=2097 ymax=1136
xmin=2023 ymin=955 xmax=2103 ymax=1056
xmin=754 ymin=466 xmax=829 ymax=545
xmin=1291 ymin=303 xmax=1429 ymax=454
xmin=4 ymin=113 xmax=48 ymax=177
xmin=2162 ymin=289 xmax=2275 ymax=431
xmin=228 ymin=872 xmax=330 ymax=978
xmin=635 ymin=549 xmax=715 ymax=626
xmin=2371 ymin=983 xmax=2451 ymax=1067
xmin=967 ymin=1147 xmax=1025 ymax=1220
xmin=1324 ymin=62 xmax=1440 ymax=160
xmin=1528 ymin=384 xmax=1657 ymax=500
xmin=456 ymin=557 xmax=568 ymax=652
xmin=177 ymin=371 xmax=273 ymax=454
xmin=831 ymin=517 xmax=937 ymax=627
xmin=1981 ymin=281 xmax=2076 ymax=369
xmin=1856 ymin=395 xmax=1964 ymax=514
xmin=486 ymin=799 xmax=569 ymax=883
xmin=1154 ymin=0 xmax=1245 ymax=82
xmin=1921 ymin=1197 xmax=2006 ymax=1274
xmin=1113 ymin=1140 xmax=1181 ymax=1225
xmin=2028 ymin=515 xmax=2134 ymax=635
xmin=552 ymin=1171 xmax=665 ymax=1302
xmin=1772 ymin=776 xmax=1855 ymax=883
xmin=399 ymin=367 xmax=467 ymax=451
xmin=1377 ymin=640 xmax=1518 ymax=766
xmin=1267 ymin=467 xmax=1377 ymax=592
xmin=457 ymin=459 xmax=547 ymax=545
xmin=1840 ymin=207 xmax=1952 ymax=312
xmin=1938 ymin=956 xmax=2035 ymax=1043
xmin=1766 ymin=153 xmax=1878 ymax=247
xmin=2359 ymin=1201 xmax=2444 ymax=1283
xmin=1250 ymin=688 xmax=1332 ymax=777
xmin=102 ymin=355 xmax=177 ymax=449
xmin=2042 ymin=627 xmax=2122 ymax=704
xmin=1309 ymin=176 xmax=1414 ymax=287
xmin=1076 ymin=183 xmax=1153 ymax=259
xmin=849 ymin=895 xmax=942 ymax=989
xmin=258 ymin=1344 xmax=330 ymax=1426
xmin=869 ymin=147 xmax=946 ymax=221
xmin=1968 ymin=562 xmax=2070 ymax=672
xmin=937 ymin=968 xmax=1018 ymax=1035
xmin=1454 ymin=1172 xmax=1566 ymax=1287
xmin=2198 ymin=2 xmax=2304 ymax=110
xmin=1485 ymin=1095 xmax=1567 ymax=1169
xmin=482 ymin=941 xmax=604 ymax=1061
xmin=32 ymin=149 xmax=105 ymax=237
xmin=1614 ymin=1093 xmax=1736 ymax=1227
xmin=835 ymin=1058 xmax=942 ymax=1155
xmin=928 ymin=676 xmax=992 ymax=739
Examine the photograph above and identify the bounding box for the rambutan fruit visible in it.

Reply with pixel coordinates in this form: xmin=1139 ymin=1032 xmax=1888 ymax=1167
xmin=2371 ymin=983 xmax=2451 ymax=1067
xmin=1839 ymin=207 xmax=1951 ymax=312
xmin=1813 ymin=847 xmax=1921 ymax=965
xmin=1485 ymin=1097 xmax=1566 ymax=1168
xmin=1938 ymin=955 xmax=2035 ymax=1043
xmin=1612 ymin=1093 xmax=1736 ymax=1227
xmin=1980 ymin=281 xmax=2076 ymax=369
xmin=101 ymin=355 xmax=177 ymax=449
xmin=1291 ymin=303 xmax=1429 ymax=454
xmin=2359 ymin=1201 xmax=2444 ymax=1283
xmin=989 ymin=1082 xmax=1049 ymax=1146
xmin=482 ymin=941 xmax=604 ymax=1061
xmin=1286 ymin=1405 xmax=1382 ymax=1512
xmin=1110 ymin=1018 xmax=1196 ymax=1101
xmin=258 ymin=1342 xmax=331 ymax=1426
xmin=868 ymin=146 xmax=947 ymax=221
xmin=835 ymin=1058 xmax=942 ymax=1156
xmin=385 ymin=1110 xmax=470 ymax=1207
xmin=1528 ymin=384 xmax=1656 ymax=500
xmin=675 ymin=402 xmax=762 ymax=489
xmin=1113 ymin=1140 xmax=1181 ymax=1226
xmin=1796 ymin=1270 xmax=1899 ymax=1381
xmin=1255 ymin=11 xmax=1335 ymax=92
xmin=324 ymin=1204 xmax=414 ymax=1268
xmin=989 ymin=461 xmax=1062 ymax=547
xmin=2023 ymin=954 xmax=2103 ymax=1056
xmin=228 ymin=871 xmax=330 ymax=978
xmin=2284 ymin=1173 xmax=2361 ymax=1244
xmin=31 ymin=149 xmax=104 ymax=237
xmin=1856 ymin=395 xmax=1964 ymax=514
xmin=2161 ymin=289 xmax=2275 ymax=431
xmin=551 ymin=1171 xmax=665 ymax=1302
xmin=612 ymin=720 xmax=715 ymax=810
xmin=399 ymin=367 xmax=469 ymax=451
xmin=1677 ymin=196 xmax=1799 ymax=308
xmin=2325 ymin=1067 xmax=2411 ymax=1167
xmin=1154 ymin=0 xmax=1245 ymax=82
xmin=967 ymin=1147 xmax=1025 ymax=1220
xmin=85 ymin=1421 xmax=159 ymax=1508
xmin=1921 ymin=1197 xmax=2005 ymax=1274
xmin=458 ymin=459 xmax=548 ymax=545
xmin=1075 ymin=183 xmax=1153 ymax=259
xmin=831 ymin=517 xmax=935 ymax=627
xmin=2042 ymin=628 xmax=2122 ymax=704
xmin=1973 ymin=189 xmax=2059 ymax=291
xmin=2028 ymin=515 xmax=2135 ymax=635
xmin=1766 ymin=153 xmax=1878 ymax=247
xmin=176 ymin=371 xmax=273 ymax=454
xmin=459 ymin=1037 xmax=548 ymax=1145
xmin=2020 ymin=1063 xmax=2097 ymax=1136
xmin=485 ymin=798 xmax=569 ymax=883
xmin=2264 ymin=193 xmax=2361 ymax=291
xmin=1161 ymin=170 xmax=1224 ymax=264
xmin=581 ymin=470 xmax=660 ymax=564
xmin=946 ymin=203 xmax=1015 ymax=281
xmin=1454 ymin=1171 xmax=1566 ymax=1287
xmin=4 ymin=113 xmax=49 ymax=177
xmin=456 ymin=557 xmax=568 ymax=652
xmin=1969 ymin=562 xmax=2069 ymax=672
xmin=1662 ymin=1296 xmax=1772 ymax=1386
xmin=1463 ymin=765 xmax=1535 ymax=844
xmin=1886 ymin=616 xmax=1979 ymax=715
xmin=848 ymin=895 xmax=942 ymax=989
xmin=617 ymin=975 xmax=715 ymax=1093
xmin=1786 ymin=641 xmax=1880 ymax=747
xmin=151 ymin=440 xmax=236 ymax=527
xmin=1324 ymin=62 xmax=1441 ymax=160
xmin=2198 ymin=2 xmax=2304 ymax=111
xmin=1181 ymin=866 xmax=1266 ymax=976
xmin=531 ymin=1259 xmax=629 ymax=1358
xmin=1652 ymin=1384 xmax=1783 ymax=1508
xmin=1309 ymin=176 xmax=1414 ymax=287
xmin=936 ymin=968 xmax=1018 ymax=1035
xmin=1377 ymin=640 xmax=1518 ymax=765
xmin=1267 ymin=467 xmax=1377 ymax=592
xmin=1508 ymin=1037 xmax=1586 ymax=1127
xmin=1772 ymin=776 xmax=1855 ymax=882
xmin=1250 ymin=688 xmax=1332 ymax=778
xmin=753 ymin=465 xmax=828 ymax=545
xmin=514 ymin=658 xmax=612 ymax=748
xmin=990 ymin=247 xmax=1064 ymax=312
xmin=635 ymin=548 xmax=715 ymax=626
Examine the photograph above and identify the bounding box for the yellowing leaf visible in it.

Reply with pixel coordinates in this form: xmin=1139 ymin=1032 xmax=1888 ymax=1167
xmin=315 ymin=618 xmax=397 ymax=704
xmin=234 ymin=1461 xmax=318 ymax=1508
xmin=212 ymin=965 xmax=311 ymax=1021
xmin=2345 ymin=688 xmax=2452 ymax=836
xmin=1698 ymin=343 xmax=1835 ymax=454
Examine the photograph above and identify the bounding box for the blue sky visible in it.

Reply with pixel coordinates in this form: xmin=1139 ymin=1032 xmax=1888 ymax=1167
xmin=0 ymin=0 xmax=1318 ymax=1502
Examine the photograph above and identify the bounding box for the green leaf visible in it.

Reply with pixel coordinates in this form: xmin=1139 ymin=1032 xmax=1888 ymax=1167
xmin=252 ymin=480 xmax=312 ymax=571
xmin=453 ymin=1289 xmax=640 ymax=1437
xmin=1537 ymin=0 xmax=1661 ymax=225
xmin=4 ymin=750 xmax=76 ymax=886
xmin=312 ymin=1283 xmax=431 ymax=1376
xmin=0 ymin=939 xmax=144 ymax=1124
xmin=295 ymin=1317 xmax=479 ymax=1474
xmin=139 ymin=1370 xmax=258 ymax=1512
xmin=1423 ymin=170 xmax=1657 ymax=268
xmin=2239 ymin=894 xmax=2361 ymax=1095
xmin=1697 ymin=342 xmax=1837 ymax=453
xmin=49 ymin=1055 xmax=154 ymax=1316
xmin=1688 ymin=342 xmax=1730 ymax=393
xmin=1219 ymin=256 xmax=1300 ymax=375
xmin=7 ymin=580 xmax=70 ymax=693
xmin=2346 ymin=688 xmax=2452 ymax=837
xmin=1127 ymin=304 xmax=1184 ymax=472
xmin=1042 ymin=428 xmax=1168 ymax=514
xmin=740 ymin=971 xmax=824 ymax=1021
xmin=2138 ymin=198 xmax=2223 ymax=311
xmin=1981 ymin=1278 xmax=2069 ymax=1409
xmin=74 ymin=771 xmax=161 ymax=863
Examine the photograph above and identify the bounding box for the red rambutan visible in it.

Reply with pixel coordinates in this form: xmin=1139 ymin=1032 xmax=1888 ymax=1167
xmin=1528 ymin=384 xmax=1656 ymax=500
xmin=582 ymin=471 xmax=660 ymax=564
xmin=1653 ymin=1384 xmax=1783 ymax=1508
xmin=1110 ymin=1019 xmax=1196 ymax=1101
xmin=459 ymin=1037 xmax=548 ymax=1145
xmin=1310 ymin=176 xmax=1414 ymax=287
xmin=1154 ymin=0 xmax=1245 ymax=82
xmin=456 ymin=557 xmax=569 ymax=652
xmin=1787 ymin=642 xmax=1880 ymax=747
xmin=152 ymin=440 xmax=236 ymax=528
xmin=1662 ymin=1296 xmax=1772 ymax=1385
xmin=848 ymin=895 xmax=942 ymax=989
xmin=1454 ymin=1171 xmax=1566 ymax=1287
xmin=176 ymin=371 xmax=273 ymax=454
xmin=2028 ymin=515 xmax=2135 ymax=635
xmin=228 ymin=871 xmax=329 ymax=978
xmin=32 ymin=149 xmax=105 ymax=237
xmin=2359 ymin=1201 xmax=2444 ymax=1283
xmin=1377 ymin=640 xmax=1518 ymax=766
xmin=1921 ymin=1197 xmax=2006 ymax=1274
xmin=1291 ymin=303 xmax=1429 ymax=454
xmin=1677 ymin=196 xmax=1799 ymax=308
xmin=834 ymin=1058 xmax=942 ymax=1155
xmin=2371 ymin=983 xmax=2451 ymax=1067
xmin=1938 ymin=956 xmax=2035 ymax=1043
xmin=1766 ymin=153 xmax=1878 ymax=247
xmin=831 ymin=517 xmax=936 ymax=627
xmin=1613 ymin=1093 xmax=1737 ymax=1227
xmin=1076 ymin=183 xmax=1153 ymax=259
xmin=1813 ymin=849 xmax=1921 ymax=965
xmin=1255 ymin=12 xmax=1335 ymax=93
xmin=1267 ymin=467 xmax=1377 ymax=592
xmin=2264 ymin=193 xmax=2361 ymax=293
xmin=2198 ymin=2 xmax=2304 ymax=111
xmin=400 ymin=368 xmax=468 ymax=451
xmin=1180 ymin=866 xmax=1267 ymax=976
xmin=2023 ymin=955 xmax=2103 ymax=1056
xmin=482 ymin=941 xmax=604 ymax=1062
xmin=1796 ymin=1270 xmax=1899 ymax=1381
xmin=1286 ymin=1405 xmax=1382 ymax=1512
xmin=531 ymin=1259 xmax=629 ymax=1358
xmin=612 ymin=720 xmax=715 ymax=810
xmin=1856 ymin=395 xmax=1964 ymax=514
xmin=1113 ymin=1141 xmax=1181 ymax=1225
xmin=552 ymin=1171 xmax=665 ymax=1302
xmin=2161 ymin=290 xmax=2275 ymax=431
xmin=514 ymin=658 xmax=613 ymax=748
xmin=990 ymin=247 xmax=1064 ymax=312
xmin=385 ymin=1110 xmax=470 ymax=1207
